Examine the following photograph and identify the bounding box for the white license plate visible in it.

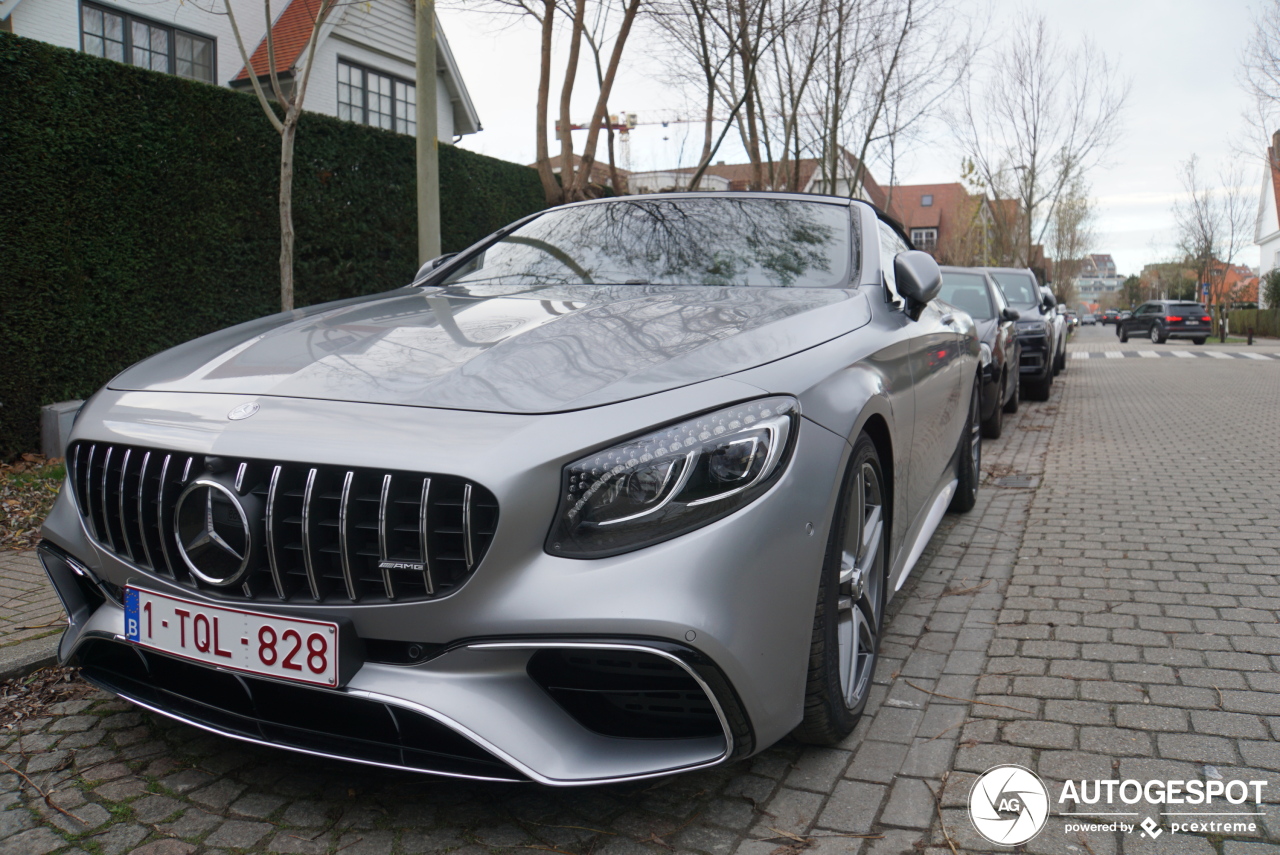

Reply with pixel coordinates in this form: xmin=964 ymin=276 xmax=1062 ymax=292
xmin=124 ymin=587 xmax=340 ymax=687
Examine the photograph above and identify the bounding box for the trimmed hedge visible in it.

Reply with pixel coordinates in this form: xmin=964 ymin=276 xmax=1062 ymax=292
xmin=1228 ymin=309 xmax=1280 ymax=338
xmin=0 ymin=32 xmax=544 ymax=459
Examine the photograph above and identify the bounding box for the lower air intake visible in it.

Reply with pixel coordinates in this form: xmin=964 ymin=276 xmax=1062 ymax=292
xmin=75 ymin=639 xmax=525 ymax=781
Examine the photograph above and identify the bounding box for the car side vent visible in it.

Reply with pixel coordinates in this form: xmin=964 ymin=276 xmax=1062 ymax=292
xmin=527 ymin=649 xmax=723 ymax=740
xmin=68 ymin=442 xmax=499 ymax=605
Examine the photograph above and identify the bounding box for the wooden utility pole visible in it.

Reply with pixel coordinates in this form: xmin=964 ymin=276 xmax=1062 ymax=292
xmin=416 ymin=0 xmax=441 ymax=263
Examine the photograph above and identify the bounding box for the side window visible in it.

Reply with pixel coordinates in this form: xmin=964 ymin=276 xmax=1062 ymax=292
xmin=877 ymin=221 xmax=910 ymax=304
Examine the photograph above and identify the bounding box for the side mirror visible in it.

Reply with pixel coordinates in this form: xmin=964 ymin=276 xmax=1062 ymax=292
xmin=414 ymin=252 xmax=459 ymax=281
xmin=894 ymin=251 xmax=942 ymax=319
xmin=1041 ymin=291 xmax=1057 ymax=310
xmin=1002 ymin=307 xmax=1021 ymax=322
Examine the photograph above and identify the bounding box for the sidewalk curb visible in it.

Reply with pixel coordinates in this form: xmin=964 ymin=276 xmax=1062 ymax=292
xmin=0 ymin=634 xmax=61 ymax=682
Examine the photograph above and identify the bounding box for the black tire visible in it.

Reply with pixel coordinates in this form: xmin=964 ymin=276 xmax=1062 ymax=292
xmin=949 ymin=377 xmax=981 ymax=513
xmin=1118 ymin=327 xmax=1129 ymax=343
xmin=794 ymin=434 xmax=888 ymax=745
xmin=980 ymin=384 xmax=1003 ymax=439
xmin=1025 ymin=369 xmax=1052 ymax=401
xmin=1002 ymin=369 xmax=1020 ymax=414
xmin=1057 ymin=343 xmax=1068 ymax=374
xmin=1193 ymin=337 xmax=1206 ymax=345
xmin=1150 ymin=324 xmax=1166 ymax=344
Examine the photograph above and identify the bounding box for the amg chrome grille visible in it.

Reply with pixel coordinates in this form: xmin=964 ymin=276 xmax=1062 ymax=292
xmin=68 ymin=441 xmax=498 ymax=604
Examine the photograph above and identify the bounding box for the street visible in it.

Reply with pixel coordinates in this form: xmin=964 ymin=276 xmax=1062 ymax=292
xmin=1 ymin=324 xmax=1278 ymax=855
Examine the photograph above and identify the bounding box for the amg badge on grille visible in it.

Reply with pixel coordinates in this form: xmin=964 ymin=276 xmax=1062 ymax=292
xmin=378 ymin=560 xmax=426 ymax=573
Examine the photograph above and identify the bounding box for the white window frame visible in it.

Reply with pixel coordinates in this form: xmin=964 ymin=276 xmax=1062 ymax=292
xmin=910 ymin=228 xmax=938 ymax=252
xmin=79 ymin=2 xmax=215 ymax=82
xmin=337 ymin=59 xmax=416 ymax=136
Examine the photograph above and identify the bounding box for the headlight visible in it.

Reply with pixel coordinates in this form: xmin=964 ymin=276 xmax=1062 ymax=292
xmin=547 ymin=397 xmax=798 ymax=558
xmin=979 ymin=342 xmax=993 ymax=365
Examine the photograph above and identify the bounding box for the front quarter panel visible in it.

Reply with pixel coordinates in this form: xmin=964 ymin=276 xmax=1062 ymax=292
xmin=731 ymin=299 xmax=915 ymax=576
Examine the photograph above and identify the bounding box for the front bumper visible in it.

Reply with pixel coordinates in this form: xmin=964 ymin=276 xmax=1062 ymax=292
xmin=40 ymin=386 xmax=848 ymax=785
xmin=1015 ymin=334 xmax=1049 ymax=375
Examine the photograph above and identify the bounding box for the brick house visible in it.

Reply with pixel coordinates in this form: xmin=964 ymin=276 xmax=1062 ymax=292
xmin=626 ymin=148 xmax=894 ymax=207
xmin=887 ymin=183 xmax=996 ymax=266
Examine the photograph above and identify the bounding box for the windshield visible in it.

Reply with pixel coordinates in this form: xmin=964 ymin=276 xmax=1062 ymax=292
xmin=939 ymin=272 xmax=995 ymax=320
xmin=990 ymin=271 xmax=1040 ymax=307
xmin=440 ymin=198 xmax=853 ymax=289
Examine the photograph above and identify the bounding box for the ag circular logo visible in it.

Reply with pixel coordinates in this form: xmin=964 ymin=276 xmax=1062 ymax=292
xmin=173 ymin=479 xmax=254 ymax=587
xmin=969 ymin=764 xmax=1050 ymax=846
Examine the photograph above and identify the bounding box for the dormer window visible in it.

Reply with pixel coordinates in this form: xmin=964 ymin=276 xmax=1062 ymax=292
xmin=921 ymin=194 xmax=933 ymax=207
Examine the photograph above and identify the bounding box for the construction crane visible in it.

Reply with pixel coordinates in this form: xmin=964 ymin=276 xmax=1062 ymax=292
xmin=555 ymin=112 xmax=715 ymax=172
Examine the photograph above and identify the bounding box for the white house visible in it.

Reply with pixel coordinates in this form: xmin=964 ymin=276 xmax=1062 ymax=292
xmin=1254 ymin=133 xmax=1280 ymax=309
xmin=0 ymin=0 xmax=480 ymax=142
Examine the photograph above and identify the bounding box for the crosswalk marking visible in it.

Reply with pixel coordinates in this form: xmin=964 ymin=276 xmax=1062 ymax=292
xmin=1067 ymin=350 xmax=1280 ymax=360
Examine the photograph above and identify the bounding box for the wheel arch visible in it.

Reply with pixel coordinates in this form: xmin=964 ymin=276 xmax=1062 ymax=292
xmin=857 ymin=412 xmax=895 ymax=555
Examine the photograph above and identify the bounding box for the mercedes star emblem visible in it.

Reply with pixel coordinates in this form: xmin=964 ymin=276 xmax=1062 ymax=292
xmin=173 ymin=479 xmax=253 ymax=586
xmin=228 ymin=402 xmax=260 ymax=420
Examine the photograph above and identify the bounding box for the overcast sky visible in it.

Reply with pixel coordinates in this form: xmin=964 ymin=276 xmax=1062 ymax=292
xmin=441 ymin=0 xmax=1265 ymax=277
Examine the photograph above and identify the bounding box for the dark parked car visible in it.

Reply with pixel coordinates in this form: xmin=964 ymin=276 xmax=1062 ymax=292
xmin=940 ymin=267 xmax=1021 ymax=439
xmin=1101 ymin=309 xmax=1120 ymax=325
xmin=986 ymin=268 xmax=1059 ymax=400
xmin=1117 ymin=300 xmax=1213 ymax=344
xmin=1043 ymin=289 xmax=1069 ymax=375
xmin=39 ymin=193 xmax=984 ymax=786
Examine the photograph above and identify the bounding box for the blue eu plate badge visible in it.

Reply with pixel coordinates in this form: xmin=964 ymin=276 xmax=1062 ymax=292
xmin=124 ymin=587 xmax=140 ymax=642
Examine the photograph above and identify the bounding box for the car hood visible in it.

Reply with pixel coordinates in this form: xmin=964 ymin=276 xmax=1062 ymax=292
xmin=109 ymin=284 xmax=872 ymax=414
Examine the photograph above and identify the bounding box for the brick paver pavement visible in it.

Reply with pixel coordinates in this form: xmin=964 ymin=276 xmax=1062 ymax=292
xmin=0 ymin=549 xmax=64 ymax=650
xmin=0 ymin=325 xmax=1276 ymax=854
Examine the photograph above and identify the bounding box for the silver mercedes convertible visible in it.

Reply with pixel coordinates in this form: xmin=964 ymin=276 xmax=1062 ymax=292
xmin=39 ymin=193 xmax=980 ymax=786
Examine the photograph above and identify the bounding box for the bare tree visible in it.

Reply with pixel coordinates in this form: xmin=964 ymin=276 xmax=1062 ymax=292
xmin=215 ymin=0 xmax=342 ymax=311
xmin=1047 ymin=176 xmax=1095 ymax=307
xmin=652 ymin=0 xmax=975 ymax=201
xmin=952 ymin=13 xmax=1128 ymax=269
xmin=464 ymin=0 xmax=640 ymax=205
xmin=1173 ymin=155 xmax=1253 ymax=333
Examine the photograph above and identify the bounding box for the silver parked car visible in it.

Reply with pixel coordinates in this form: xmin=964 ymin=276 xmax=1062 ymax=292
xmin=39 ymin=194 xmax=980 ymax=786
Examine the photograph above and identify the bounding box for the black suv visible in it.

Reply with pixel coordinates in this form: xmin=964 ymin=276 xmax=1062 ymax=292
xmin=986 ymin=268 xmax=1059 ymax=400
xmin=1117 ymin=301 xmax=1213 ymax=344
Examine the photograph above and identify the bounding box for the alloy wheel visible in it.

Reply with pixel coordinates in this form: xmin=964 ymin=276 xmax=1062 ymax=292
xmin=1150 ymin=325 xmax=1160 ymax=343
xmin=836 ymin=461 xmax=884 ymax=709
